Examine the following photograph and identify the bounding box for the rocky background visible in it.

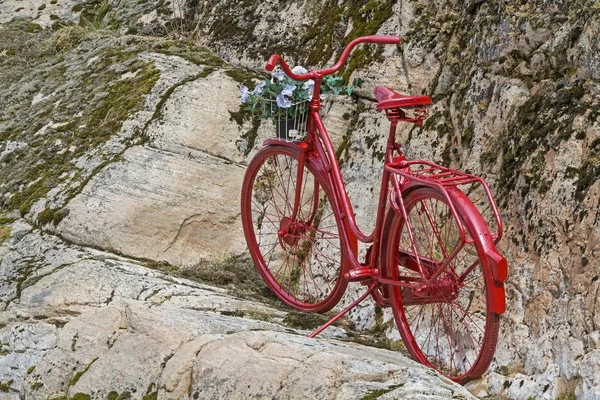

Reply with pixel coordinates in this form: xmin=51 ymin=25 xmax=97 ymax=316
xmin=0 ymin=0 xmax=599 ymax=399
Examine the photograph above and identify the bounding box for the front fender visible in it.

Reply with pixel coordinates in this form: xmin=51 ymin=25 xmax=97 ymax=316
xmin=262 ymin=139 xmax=326 ymax=171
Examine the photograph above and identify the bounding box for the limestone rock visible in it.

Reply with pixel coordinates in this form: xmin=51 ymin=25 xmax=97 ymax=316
xmin=147 ymin=69 xmax=249 ymax=163
xmin=0 ymin=323 xmax=57 ymax=395
xmin=2 ymin=0 xmax=600 ymax=398
xmin=2 ymin=225 xmax=281 ymax=319
xmin=171 ymin=2 xmax=600 ymax=398
xmin=57 ymin=145 xmax=246 ymax=267
xmin=183 ymin=330 xmax=477 ymax=400
xmin=20 ymin=302 xmax=287 ymax=399
xmin=0 ymin=0 xmax=81 ymax=27
xmin=576 ymin=350 xmax=600 ymax=400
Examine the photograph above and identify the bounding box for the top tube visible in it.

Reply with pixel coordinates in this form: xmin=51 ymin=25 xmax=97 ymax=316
xmin=265 ymin=35 xmax=400 ymax=80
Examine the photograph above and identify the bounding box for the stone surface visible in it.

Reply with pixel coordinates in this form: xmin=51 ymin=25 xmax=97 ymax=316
xmin=576 ymin=350 xmax=600 ymax=400
xmin=1 ymin=224 xmax=282 ymax=318
xmin=147 ymin=69 xmax=249 ymax=163
xmin=170 ymin=1 xmax=600 ymax=398
xmin=0 ymin=222 xmax=476 ymax=399
xmin=0 ymin=0 xmax=80 ymax=26
xmin=183 ymin=330 xmax=476 ymax=400
xmin=57 ymin=145 xmax=246 ymax=266
xmin=20 ymin=302 xmax=286 ymax=399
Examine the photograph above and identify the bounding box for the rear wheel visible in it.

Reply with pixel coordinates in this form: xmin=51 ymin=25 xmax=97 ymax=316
xmin=382 ymin=186 xmax=500 ymax=383
xmin=241 ymin=146 xmax=346 ymax=312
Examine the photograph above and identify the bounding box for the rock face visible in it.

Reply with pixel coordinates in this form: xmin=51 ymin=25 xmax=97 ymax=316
xmin=149 ymin=1 xmax=598 ymax=398
xmin=1 ymin=0 xmax=599 ymax=398
xmin=0 ymin=222 xmax=477 ymax=399
xmin=0 ymin=7 xmax=482 ymax=399
xmin=1 ymin=23 xmax=257 ymax=267
xmin=58 ymin=145 xmax=246 ymax=266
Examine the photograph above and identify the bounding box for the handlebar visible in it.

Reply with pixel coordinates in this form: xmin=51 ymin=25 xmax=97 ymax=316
xmin=265 ymin=35 xmax=400 ymax=80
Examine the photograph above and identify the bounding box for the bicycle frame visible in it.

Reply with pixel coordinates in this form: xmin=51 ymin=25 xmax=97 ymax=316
xmin=251 ymin=35 xmax=509 ymax=379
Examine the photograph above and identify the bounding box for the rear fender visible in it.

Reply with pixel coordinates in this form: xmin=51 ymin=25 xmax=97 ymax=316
xmin=447 ymin=186 xmax=507 ymax=314
xmin=484 ymin=249 xmax=508 ymax=314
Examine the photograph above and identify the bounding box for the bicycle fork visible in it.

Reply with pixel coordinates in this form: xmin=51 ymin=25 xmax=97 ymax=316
xmin=277 ymin=142 xmax=311 ymax=247
xmin=290 ymin=142 xmax=309 ymax=221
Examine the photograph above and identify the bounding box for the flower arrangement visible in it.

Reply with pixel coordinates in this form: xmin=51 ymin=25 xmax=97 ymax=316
xmin=240 ymin=66 xmax=362 ymax=121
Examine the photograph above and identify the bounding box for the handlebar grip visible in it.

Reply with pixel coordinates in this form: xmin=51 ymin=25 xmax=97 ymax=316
xmin=368 ymin=35 xmax=400 ymax=44
xmin=266 ymin=55 xmax=278 ymax=72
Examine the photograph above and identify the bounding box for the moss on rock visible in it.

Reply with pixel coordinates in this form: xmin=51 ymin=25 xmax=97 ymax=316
xmin=79 ymin=0 xmax=111 ymax=30
xmin=150 ymin=40 xmax=226 ymax=67
xmin=361 ymin=384 xmax=403 ymax=400
xmin=491 ymin=81 xmax=588 ymax=202
xmin=0 ymin=379 xmax=13 ymax=392
xmin=339 ymin=0 xmax=395 ymax=81
xmin=69 ymin=357 xmax=98 ymax=386
xmin=0 ymin=226 xmax=11 ymax=246
xmin=299 ymin=0 xmax=394 ymax=80
xmin=37 ymin=207 xmax=68 ymax=226
xmin=54 ymin=394 xmax=92 ymax=400
xmin=282 ymin=310 xmax=331 ymax=330
xmin=0 ymin=26 xmax=161 ymax=219
xmin=574 ymin=138 xmax=600 ymax=201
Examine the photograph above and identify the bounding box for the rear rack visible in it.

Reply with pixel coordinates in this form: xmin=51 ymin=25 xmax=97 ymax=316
xmin=385 ymin=159 xmax=503 ymax=244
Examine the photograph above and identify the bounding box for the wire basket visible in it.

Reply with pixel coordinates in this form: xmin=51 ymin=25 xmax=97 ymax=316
xmin=261 ymin=99 xmax=309 ymax=141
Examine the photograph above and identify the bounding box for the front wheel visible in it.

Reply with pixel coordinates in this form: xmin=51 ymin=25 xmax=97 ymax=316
xmin=381 ymin=186 xmax=500 ymax=383
xmin=241 ymin=145 xmax=347 ymax=313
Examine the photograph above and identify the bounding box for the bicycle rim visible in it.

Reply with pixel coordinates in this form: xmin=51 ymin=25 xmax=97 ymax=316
xmin=241 ymin=146 xmax=346 ymax=312
xmin=383 ymin=186 xmax=499 ymax=382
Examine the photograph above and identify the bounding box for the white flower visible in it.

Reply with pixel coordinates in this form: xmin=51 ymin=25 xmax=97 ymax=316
xmin=276 ymin=92 xmax=292 ymax=108
xmin=276 ymin=85 xmax=296 ymax=109
xmin=281 ymin=84 xmax=296 ymax=97
xmin=240 ymin=87 xmax=250 ymax=103
xmin=252 ymin=80 xmax=266 ymax=95
xmin=303 ymin=79 xmax=315 ymax=97
xmin=271 ymin=71 xmax=286 ymax=83
xmin=292 ymin=65 xmax=308 ymax=75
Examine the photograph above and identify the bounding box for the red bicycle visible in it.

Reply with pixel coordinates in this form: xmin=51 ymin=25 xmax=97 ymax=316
xmin=240 ymin=35 xmax=508 ymax=383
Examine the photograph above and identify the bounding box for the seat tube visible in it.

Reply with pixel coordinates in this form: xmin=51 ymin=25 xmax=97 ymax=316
xmin=370 ymin=120 xmax=400 ymax=265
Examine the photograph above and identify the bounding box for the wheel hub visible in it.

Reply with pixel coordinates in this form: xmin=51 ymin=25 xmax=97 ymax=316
xmin=278 ymin=217 xmax=308 ymax=246
xmin=402 ymin=276 xmax=461 ymax=305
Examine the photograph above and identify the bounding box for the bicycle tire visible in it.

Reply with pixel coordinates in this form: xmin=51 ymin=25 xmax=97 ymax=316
xmin=241 ymin=145 xmax=347 ymax=313
xmin=381 ymin=185 xmax=500 ymax=383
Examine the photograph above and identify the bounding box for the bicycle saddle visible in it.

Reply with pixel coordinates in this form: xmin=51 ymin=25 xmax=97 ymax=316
xmin=374 ymin=86 xmax=432 ymax=111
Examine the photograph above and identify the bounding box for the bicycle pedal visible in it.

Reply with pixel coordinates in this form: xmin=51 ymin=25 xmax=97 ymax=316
xmin=345 ymin=267 xmax=378 ymax=282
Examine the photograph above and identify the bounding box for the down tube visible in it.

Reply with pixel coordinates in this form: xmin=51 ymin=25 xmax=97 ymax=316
xmin=312 ymin=113 xmax=372 ymax=245
xmin=309 ymin=112 xmax=360 ymax=267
